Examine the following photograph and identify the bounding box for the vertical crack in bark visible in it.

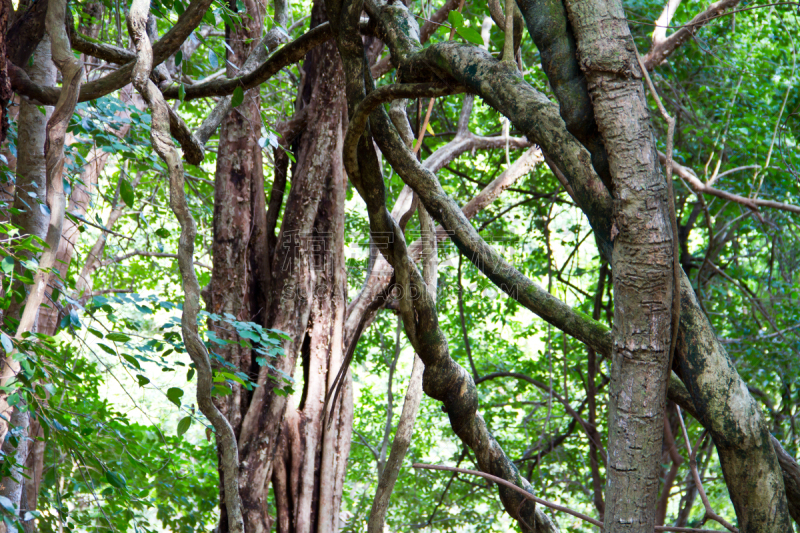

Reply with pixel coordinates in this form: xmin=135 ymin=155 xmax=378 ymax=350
xmin=126 ymin=2 xmax=244 ymax=532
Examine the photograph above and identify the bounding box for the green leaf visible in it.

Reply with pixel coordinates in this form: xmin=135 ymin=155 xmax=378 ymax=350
xmin=178 ymin=84 xmax=186 ymax=102
xmin=177 ymin=416 xmax=192 ymax=436
xmin=0 ymin=333 xmax=12 ymax=353
xmin=122 ymin=354 xmax=141 ymax=370
xmin=136 ymin=374 xmax=150 ymax=387
xmin=231 ymin=86 xmax=244 ymax=107
xmin=239 ymin=330 xmax=259 ymax=342
xmin=175 ymin=50 xmax=183 ymax=66
xmin=0 ymin=494 xmax=15 ymax=513
xmin=1 ymin=256 xmax=13 ymax=274
xmin=457 ymin=27 xmax=484 ymax=46
xmin=212 ymin=385 xmax=231 ymax=397
xmin=448 ymin=10 xmax=464 ymax=28
xmin=97 ymin=343 xmax=116 ymax=356
xmin=155 ymin=227 xmax=170 ymax=239
xmin=106 ymin=332 xmax=131 ymax=343
xmin=120 ymin=178 xmax=135 ymax=209
xmin=105 ymin=471 xmax=127 ymax=489
xmin=166 ymin=387 xmax=184 ymax=407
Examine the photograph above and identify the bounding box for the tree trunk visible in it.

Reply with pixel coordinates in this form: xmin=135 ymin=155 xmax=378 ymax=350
xmin=0 ymin=39 xmax=53 ymax=527
xmin=210 ymin=1 xmax=352 ymax=530
xmin=208 ymin=0 xmax=268 ymax=530
xmin=557 ymin=2 xmax=678 ymax=532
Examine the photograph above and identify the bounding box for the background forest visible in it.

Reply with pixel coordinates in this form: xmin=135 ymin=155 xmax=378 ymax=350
xmin=0 ymin=0 xmax=797 ymax=529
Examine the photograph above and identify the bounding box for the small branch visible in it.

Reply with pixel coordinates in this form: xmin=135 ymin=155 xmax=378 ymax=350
xmin=65 ymin=212 xmax=134 ymax=241
xmin=676 ymin=407 xmax=739 ymax=533
xmin=642 ymin=0 xmax=742 ymax=70
xmin=663 ymin=152 xmax=800 ymax=216
xmin=101 ymin=250 xmax=211 ymax=269
xmin=415 ymin=463 xmax=733 ymax=533
xmin=414 ymin=463 xmax=603 ymax=527
xmin=475 ymin=372 xmax=606 ymax=462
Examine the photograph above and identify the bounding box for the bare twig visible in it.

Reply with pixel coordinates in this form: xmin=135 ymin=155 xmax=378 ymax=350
xmin=415 ymin=463 xmax=734 ymax=533
xmin=676 ymin=407 xmax=739 ymax=533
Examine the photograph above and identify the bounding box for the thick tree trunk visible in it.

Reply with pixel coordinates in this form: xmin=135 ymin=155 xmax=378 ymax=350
xmin=210 ymin=2 xmax=352 ymax=530
xmin=561 ymin=3 xmax=677 ymax=531
xmin=0 ymin=41 xmax=54 ymax=525
xmin=262 ymin=10 xmax=351 ymax=530
xmin=208 ymin=0 xmax=268 ymax=530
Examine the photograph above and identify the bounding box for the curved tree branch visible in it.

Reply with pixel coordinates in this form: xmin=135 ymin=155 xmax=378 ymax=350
xmin=11 ymin=0 xmax=214 ymax=104
xmin=126 ymin=2 xmax=244 ymax=532
xmin=330 ymin=0 xmax=560 ymax=526
xmin=345 ymin=81 xmax=613 ymax=356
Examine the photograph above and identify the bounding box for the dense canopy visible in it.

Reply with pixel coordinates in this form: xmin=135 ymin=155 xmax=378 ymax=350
xmin=0 ymin=0 xmax=797 ymax=530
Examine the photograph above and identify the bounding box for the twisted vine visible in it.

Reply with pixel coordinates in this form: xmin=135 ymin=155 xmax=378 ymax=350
xmin=325 ymin=0 xmax=561 ymax=529
xmin=126 ymin=2 xmax=244 ymax=532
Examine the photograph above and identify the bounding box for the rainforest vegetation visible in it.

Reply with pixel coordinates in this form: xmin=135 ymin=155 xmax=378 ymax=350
xmin=0 ymin=0 xmax=798 ymax=530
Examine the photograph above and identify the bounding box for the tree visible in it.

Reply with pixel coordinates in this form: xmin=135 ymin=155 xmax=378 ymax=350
xmin=0 ymin=0 xmax=798 ymax=530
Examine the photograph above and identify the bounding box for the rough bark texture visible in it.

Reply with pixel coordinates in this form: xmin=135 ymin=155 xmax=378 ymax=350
xmin=266 ymin=8 xmax=352 ymax=532
xmin=206 ymin=0 xmax=268 ymax=529
xmin=561 ymin=2 xmax=676 ymax=532
xmin=207 ymin=2 xmax=353 ymax=531
xmin=675 ymin=274 xmax=792 ymax=532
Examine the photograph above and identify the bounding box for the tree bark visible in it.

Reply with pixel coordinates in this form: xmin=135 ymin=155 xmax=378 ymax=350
xmin=560 ymin=2 xmax=677 ymax=532
xmin=209 ymin=2 xmax=354 ymax=530
xmin=208 ymin=0 xmax=268 ymax=531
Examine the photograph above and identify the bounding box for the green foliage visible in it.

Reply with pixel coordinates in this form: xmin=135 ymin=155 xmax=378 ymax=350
xmin=0 ymin=0 xmax=796 ymax=530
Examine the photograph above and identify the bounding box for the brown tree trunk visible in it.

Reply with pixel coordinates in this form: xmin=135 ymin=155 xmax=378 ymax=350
xmin=208 ymin=0 xmax=268 ymax=529
xmin=209 ymin=1 xmax=352 ymax=530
